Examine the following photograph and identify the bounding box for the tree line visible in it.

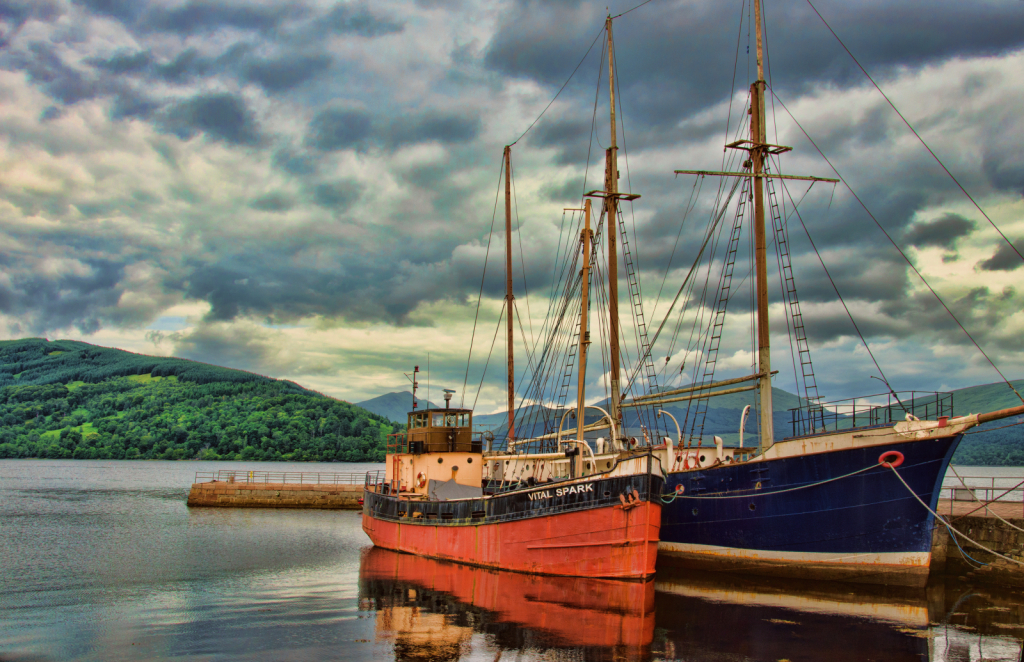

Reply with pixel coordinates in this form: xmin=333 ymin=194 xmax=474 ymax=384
xmin=0 ymin=338 xmax=395 ymax=462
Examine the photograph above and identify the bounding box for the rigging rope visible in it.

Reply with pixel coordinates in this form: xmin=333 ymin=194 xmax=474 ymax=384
xmin=509 ymin=26 xmax=605 ymax=146
xmin=766 ymin=85 xmax=1024 ymax=407
xmin=804 ymin=0 xmax=1024 ymax=267
xmin=461 ymin=157 xmax=505 ymax=408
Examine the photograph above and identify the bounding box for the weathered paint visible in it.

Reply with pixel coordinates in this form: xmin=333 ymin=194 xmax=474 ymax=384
xmin=657 ymin=431 xmax=961 ymax=586
xmin=360 ymin=546 xmax=656 ymax=649
xmin=363 ymin=472 xmax=662 ymax=579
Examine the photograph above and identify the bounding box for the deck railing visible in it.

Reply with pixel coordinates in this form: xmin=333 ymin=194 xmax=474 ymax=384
xmin=193 ymin=470 xmax=367 ymax=485
xmin=789 ymin=391 xmax=953 ymax=438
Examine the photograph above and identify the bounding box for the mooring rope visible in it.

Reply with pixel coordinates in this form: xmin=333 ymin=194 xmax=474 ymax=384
xmin=886 ymin=465 xmax=1023 ymax=567
xmin=947 ymin=465 xmax=1024 ymax=535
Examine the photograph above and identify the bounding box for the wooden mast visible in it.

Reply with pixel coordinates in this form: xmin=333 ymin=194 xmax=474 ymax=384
xmin=576 ymin=200 xmax=593 ymax=442
xmin=605 ymin=14 xmax=622 ymax=430
xmin=504 ymin=145 xmax=515 ymax=443
xmin=751 ymin=0 xmax=773 ymax=452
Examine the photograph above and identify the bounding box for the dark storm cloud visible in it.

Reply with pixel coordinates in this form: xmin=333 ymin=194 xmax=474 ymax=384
xmin=272 ymin=147 xmax=319 ymax=175
xmin=902 ymin=214 xmax=974 ymax=249
xmin=153 ymin=48 xmax=217 ymax=83
xmin=386 ymin=111 xmax=481 ymax=147
xmin=527 ymin=118 xmax=592 ymax=165
xmin=0 ymin=0 xmax=63 ymax=25
xmin=178 ymin=254 xmax=452 ymax=325
xmin=21 ymin=41 xmax=106 ymax=105
xmin=72 ymin=0 xmax=142 ymax=22
xmin=88 ymin=49 xmax=153 ymax=74
xmin=484 ymin=0 xmax=1024 ymax=135
xmin=161 ymin=92 xmax=261 ymax=145
xmin=249 ymin=192 xmax=295 ymax=212
xmin=0 ymin=256 xmax=125 ymax=334
xmin=977 ymin=242 xmax=1024 ymax=272
xmin=240 ymin=53 xmax=332 ymax=92
xmin=310 ymin=180 xmax=362 ymax=209
xmin=140 ymin=1 xmax=307 ymax=35
xmin=322 ymin=2 xmax=404 ymax=37
xmin=305 ymin=107 xmax=373 ymax=151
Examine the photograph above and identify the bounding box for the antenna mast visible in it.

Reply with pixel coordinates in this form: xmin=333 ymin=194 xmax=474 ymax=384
xmin=504 ymin=146 xmax=516 ymax=443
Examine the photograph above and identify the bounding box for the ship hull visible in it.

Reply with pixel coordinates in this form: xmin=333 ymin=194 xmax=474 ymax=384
xmin=363 ymin=472 xmax=662 ymax=579
xmin=658 ymin=433 xmax=961 ymax=586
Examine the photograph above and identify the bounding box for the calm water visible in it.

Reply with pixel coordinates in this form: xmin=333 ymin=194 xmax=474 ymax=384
xmin=1 ymin=460 xmax=1022 ymax=661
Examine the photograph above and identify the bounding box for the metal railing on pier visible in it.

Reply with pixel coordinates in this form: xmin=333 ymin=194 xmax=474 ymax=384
xmin=194 ymin=470 xmax=367 ymax=485
xmin=939 ymin=473 xmax=1024 ymax=504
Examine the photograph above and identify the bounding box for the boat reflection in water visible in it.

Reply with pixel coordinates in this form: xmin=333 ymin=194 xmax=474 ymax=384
xmin=359 ymin=547 xmax=1023 ymax=662
xmin=358 ymin=547 xmax=655 ymax=660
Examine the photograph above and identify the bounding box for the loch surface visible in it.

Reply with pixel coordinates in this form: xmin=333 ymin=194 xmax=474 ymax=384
xmin=1 ymin=459 xmax=1022 ymax=661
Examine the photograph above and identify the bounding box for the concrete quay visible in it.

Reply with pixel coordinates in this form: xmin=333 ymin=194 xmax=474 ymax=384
xmin=186 ymin=470 xmax=365 ymax=510
xmin=187 ymin=480 xmax=363 ymax=509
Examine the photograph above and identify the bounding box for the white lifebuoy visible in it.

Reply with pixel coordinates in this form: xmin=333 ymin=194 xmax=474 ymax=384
xmin=683 ymin=455 xmax=698 ymax=470
xmin=416 ymin=472 xmax=427 ymax=488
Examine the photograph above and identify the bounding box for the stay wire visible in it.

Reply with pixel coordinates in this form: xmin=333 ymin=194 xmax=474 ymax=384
xmin=510 ymin=26 xmax=605 ymax=146
xmin=804 ymin=0 xmax=1023 ymax=266
xmin=473 ymin=305 xmax=506 ymax=413
xmin=766 ymin=84 xmax=1024 ymax=406
xmin=462 ymin=157 xmax=505 ymax=408
xmin=778 ymin=175 xmax=898 ymax=400
xmin=611 ymin=0 xmax=658 ymax=20
xmin=509 ymin=161 xmax=534 ymax=343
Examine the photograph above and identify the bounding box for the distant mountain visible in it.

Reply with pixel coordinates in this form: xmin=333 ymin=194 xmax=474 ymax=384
xmin=0 ymin=338 xmax=395 ymax=462
xmin=356 ymin=391 xmax=440 ymax=423
xmin=477 ymin=380 xmax=1023 ymax=465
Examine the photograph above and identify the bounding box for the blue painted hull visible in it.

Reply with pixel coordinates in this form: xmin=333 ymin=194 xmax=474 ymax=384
xmin=659 ymin=433 xmax=961 ymax=585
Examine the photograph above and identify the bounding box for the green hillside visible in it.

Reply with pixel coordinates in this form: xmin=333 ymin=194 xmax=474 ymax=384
xmin=0 ymin=338 xmax=396 ymax=462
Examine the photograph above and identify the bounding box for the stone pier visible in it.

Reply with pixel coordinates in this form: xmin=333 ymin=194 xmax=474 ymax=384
xmin=187 ymin=480 xmax=363 ymax=510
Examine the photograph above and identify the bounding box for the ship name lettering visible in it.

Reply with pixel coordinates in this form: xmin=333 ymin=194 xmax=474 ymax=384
xmin=528 ymin=490 xmax=553 ymax=501
xmin=555 ymin=484 xmax=594 ymax=497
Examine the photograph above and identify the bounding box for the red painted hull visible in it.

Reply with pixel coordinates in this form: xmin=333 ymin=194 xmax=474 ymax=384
xmin=362 ymin=499 xmax=661 ymax=579
xmin=361 ymin=546 xmax=656 ymax=649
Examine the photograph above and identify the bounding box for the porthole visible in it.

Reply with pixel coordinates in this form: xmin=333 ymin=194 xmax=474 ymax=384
xmin=466 ymin=458 xmax=473 ymax=464
xmin=691 ymin=508 xmax=699 ymax=516
xmin=437 ymin=458 xmax=443 ymax=464
xmin=749 ymin=503 xmax=756 ymax=511
xmin=699 ymin=455 xmax=706 ymax=463
xmin=605 ymin=461 xmax=612 ymax=469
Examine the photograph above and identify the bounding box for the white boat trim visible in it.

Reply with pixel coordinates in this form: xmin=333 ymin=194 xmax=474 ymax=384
xmin=659 ymin=541 xmax=931 ymax=568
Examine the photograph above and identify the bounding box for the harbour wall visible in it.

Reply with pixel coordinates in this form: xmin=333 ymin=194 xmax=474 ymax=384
xmin=187 ymin=480 xmax=363 ymax=509
xmin=931 ymin=502 xmax=1024 ymax=586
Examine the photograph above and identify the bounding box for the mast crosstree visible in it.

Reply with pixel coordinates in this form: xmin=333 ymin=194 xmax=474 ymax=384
xmin=671 ymin=0 xmax=836 ymax=453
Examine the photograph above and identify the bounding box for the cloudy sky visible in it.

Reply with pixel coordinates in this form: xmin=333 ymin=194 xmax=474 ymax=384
xmin=1 ymin=0 xmax=1022 ymax=412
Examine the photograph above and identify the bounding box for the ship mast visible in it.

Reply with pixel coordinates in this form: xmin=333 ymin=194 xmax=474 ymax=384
xmin=751 ymin=0 xmax=773 ymax=452
xmin=605 ymin=14 xmax=622 ymax=431
xmin=504 ymin=145 xmax=515 ymax=443
xmin=671 ymin=0 xmax=837 ymax=454
xmin=576 ymin=200 xmax=593 ymax=442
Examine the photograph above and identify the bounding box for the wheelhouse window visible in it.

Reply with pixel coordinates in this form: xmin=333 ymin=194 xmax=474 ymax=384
xmin=410 ymin=412 xmax=428 ymax=429
xmin=431 ymin=412 xmax=470 ymax=428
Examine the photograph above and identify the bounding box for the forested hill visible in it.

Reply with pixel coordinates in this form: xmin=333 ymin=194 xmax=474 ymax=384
xmin=0 ymin=338 xmax=395 ymax=462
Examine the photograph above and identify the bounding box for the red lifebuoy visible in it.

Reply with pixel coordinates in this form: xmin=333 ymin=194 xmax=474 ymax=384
xmin=416 ymin=472 xmax=428 ymax=488
xmin=674 ymin=484 xmax=685 ymax=494
xmin=878 ymin=450 xmax=904 ymax=468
